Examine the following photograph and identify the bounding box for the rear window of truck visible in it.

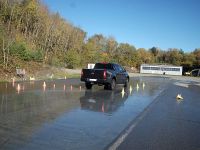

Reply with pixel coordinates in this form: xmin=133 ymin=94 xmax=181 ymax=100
xmin=94 ymin=63 xmax=114 ymax=70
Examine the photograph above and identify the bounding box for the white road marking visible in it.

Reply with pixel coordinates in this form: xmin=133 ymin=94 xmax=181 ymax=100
xmin=108 ymin=103 xmax=153 ymax=150
xmin=195 ymin=83 xmax=200 ymax=87
xmin=174 ymin=82 xmax=189 ymax=88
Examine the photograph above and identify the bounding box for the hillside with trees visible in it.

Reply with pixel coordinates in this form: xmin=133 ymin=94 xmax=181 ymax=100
xmin=0 ymin=0 xmax=200 ymax=80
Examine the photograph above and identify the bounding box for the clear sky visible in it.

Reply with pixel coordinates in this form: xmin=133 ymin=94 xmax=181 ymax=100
xmin=42 ymin=0 xmax=200 ymax=52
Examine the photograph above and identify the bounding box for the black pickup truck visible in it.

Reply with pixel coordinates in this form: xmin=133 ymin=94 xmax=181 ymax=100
xmin=81 ymin=63 xmax=129 ymax=90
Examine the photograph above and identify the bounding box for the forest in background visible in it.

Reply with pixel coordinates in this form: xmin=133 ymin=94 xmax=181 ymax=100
xmin=0 ymin=0 xmax=200 ymax=76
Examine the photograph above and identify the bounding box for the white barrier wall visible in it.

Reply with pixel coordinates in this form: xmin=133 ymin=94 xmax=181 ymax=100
xmin=140 ymin=65 xmax=182 ymax=76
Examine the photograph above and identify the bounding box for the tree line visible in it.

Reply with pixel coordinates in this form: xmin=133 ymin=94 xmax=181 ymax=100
xmin=0 ymin=0 xmax=199 ymax=72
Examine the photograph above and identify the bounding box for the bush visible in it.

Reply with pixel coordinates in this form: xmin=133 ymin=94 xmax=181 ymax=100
xmin=64 ymin=50 xmax=80 ymax=69
xmin=29 ymin=49 xmax=43 ymax=62
xmin=50 ymin=56 xmax=64 ymax=67
xmin=10 ymin=42 xmax=43 ymax=62
xmin=10 ymin=42 xmax=30 ymax=61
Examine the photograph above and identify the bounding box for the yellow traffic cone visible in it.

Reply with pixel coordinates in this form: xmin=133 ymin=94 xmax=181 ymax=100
xmin=176 ymin=94 xmax=183 ymax=99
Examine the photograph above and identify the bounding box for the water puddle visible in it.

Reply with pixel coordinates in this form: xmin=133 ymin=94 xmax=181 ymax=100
xmin=0 ymin=77 xmax=169 ymax=150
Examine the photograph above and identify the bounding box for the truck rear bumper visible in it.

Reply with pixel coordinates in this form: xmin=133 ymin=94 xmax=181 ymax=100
xmin=81 ymin=78 xmax=111 ymax=85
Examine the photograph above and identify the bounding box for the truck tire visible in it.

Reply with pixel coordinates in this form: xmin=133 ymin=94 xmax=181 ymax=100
xmin=104 ymin=84 xmax=109 ymax=90
xmin=109 ymin=79 xmax=116 ymax=90
xmin=124 ymin=77 xmax=129 ymax=87
xmin=85 ymin=82 xmax=92 ymax=89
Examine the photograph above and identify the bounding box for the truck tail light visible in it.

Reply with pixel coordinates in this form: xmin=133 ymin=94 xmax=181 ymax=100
xmin=103 ymin=70 xmax=106 ymax=79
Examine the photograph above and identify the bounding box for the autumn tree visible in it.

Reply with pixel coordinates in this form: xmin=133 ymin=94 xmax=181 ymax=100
xmin=115 ymin=43 xmax=137 ymax=67
xmin=137 ymin=48 xmax=153 ymax=66
xmin=181 ymin=53 xmax=195 ymax=67
xmin=165 ymin=49 xmax=183 ymax=65
xmin=193 ymin=48 xmax=200 ymax=66
xmin=0 ymin=0 xmax=199 ymax=72
xmin=149 ymin=47 xmax=160 ymax=63
xmin=105 ymin=36 xmax=118 ymax=59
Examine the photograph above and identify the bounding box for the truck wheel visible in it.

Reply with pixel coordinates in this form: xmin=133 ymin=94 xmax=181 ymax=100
xmin=124 ymin=77 xmax=129 ymax=88
xmin=104 ymin=84 xmax=109 ymax=90
xmin=85 ymin=82 xmax=92 ymax=89
xmin=109 ymin=79 xmax=116 ymax=90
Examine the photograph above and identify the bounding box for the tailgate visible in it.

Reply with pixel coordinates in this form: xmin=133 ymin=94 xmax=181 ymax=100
xmin=82 ymin=69 xmax=105 ymax=80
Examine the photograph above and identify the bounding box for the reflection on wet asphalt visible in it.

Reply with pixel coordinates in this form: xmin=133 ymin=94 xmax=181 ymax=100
xmin=0 ymin=77 xmax=169 ymax=150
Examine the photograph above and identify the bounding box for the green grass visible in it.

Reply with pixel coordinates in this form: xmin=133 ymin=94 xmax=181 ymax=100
xmin=30 ymin=73 xmax=80 ymax=81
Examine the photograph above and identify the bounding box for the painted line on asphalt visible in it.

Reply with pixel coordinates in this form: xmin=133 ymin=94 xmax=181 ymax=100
xmin=174 ymin=82 xmax=189 ymax=88
xmin=107 ymin=111 xmax=147 ymax=150
xmin=107 ymin=87 xmax=167 ymax=150
xmin=195 ymin=83 xmax=200 ymax=87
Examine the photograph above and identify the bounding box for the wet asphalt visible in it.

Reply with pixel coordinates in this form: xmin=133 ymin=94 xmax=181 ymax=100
xmin=113 ymin=79 xmax=200 ymax=150
xmin=0 ymin=76 xmax=199 ymax=150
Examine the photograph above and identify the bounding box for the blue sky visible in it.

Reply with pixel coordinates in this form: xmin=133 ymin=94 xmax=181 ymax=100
xmin=42 ymin=0 xmax=200 ymax=52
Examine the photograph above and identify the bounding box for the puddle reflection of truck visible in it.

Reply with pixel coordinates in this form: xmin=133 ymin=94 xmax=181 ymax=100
xmin=79 ymin=90 xmax=128 ymax=113
xmin=81 ymin=63 xmax=129 ymax=90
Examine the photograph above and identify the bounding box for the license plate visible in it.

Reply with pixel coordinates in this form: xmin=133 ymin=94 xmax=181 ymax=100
xmin=88 ymin=99 xmax=96 ymax=103
xmin=89 ymin=79 xmax=97 ymax=81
